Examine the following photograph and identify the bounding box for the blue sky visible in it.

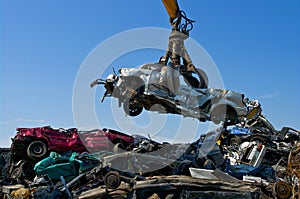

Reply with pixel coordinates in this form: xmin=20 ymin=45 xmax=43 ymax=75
xmin=1 ymin=0 xmax=299 ymax=147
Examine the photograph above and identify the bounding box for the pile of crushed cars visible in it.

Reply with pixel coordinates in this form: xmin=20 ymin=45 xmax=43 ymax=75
xmin=0 ymin=112 xmax=299 ymax=198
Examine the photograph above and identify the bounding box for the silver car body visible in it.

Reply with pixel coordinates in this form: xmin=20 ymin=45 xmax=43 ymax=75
xmin=116 ymin=63 xmax=247 ymax=123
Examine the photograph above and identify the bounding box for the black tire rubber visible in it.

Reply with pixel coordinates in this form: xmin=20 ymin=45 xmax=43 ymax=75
xmin=104 ymin=171 xmax=121 ymax=189
xmin=122 ymin=76 xmax=145 ymax=116
xmin=273 ymin=181 xmax=291 ymax=199
xmin=27 ymin=140 xmax=47 ymax=160
xmin=123 ymin=98 xmax=143 ymax=116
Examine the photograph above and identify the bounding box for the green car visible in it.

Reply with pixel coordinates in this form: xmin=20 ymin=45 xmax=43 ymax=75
xmin=34 ymin=151 xmax=100 ymax=182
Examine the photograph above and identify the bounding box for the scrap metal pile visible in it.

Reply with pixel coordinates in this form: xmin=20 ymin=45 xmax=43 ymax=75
xmin=0 ymin=121 xmax=299 ymax=198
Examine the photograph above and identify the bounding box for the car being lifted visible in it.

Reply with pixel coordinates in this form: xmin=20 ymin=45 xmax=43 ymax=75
xmin=91 ymin=63 xmax=248 ymax=125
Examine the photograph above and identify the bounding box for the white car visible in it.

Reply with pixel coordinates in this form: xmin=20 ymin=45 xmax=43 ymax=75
xmin=91 ymin=63 xmax=247 ymax=125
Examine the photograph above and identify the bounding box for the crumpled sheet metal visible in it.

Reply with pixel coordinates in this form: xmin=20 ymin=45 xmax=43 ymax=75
xmin=120 ymin=64 xmax=247 ymax=117
xmin=133 ymin=175 xmax=255 ymax=190
xmin=90 ymin=63 xmax=251 ymax=125
xmin=78 ymin=175 xmax=262 ymax=199
xmin=133 ymin=176 xmax=261 ymax=199
xmin=102 ymin=151 xmax=176 ymax=174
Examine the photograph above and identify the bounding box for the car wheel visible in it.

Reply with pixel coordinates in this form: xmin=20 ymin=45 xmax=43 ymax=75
xmin=104 ymin=171 xmax=121 ymax=189
xmin=273 ymin=181 xmax=291 ymax=199
xmin=27 ymin=140 xmax=47 ymax=160
xmin=123 ymin=98 xmax=143 ymax=116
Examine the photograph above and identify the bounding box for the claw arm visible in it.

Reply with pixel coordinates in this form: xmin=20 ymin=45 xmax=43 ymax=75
xmin=160 ymin=0 xmax=207 ymax=88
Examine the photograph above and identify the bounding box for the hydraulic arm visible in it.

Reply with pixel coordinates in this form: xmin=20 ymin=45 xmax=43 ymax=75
xmin=160 ymin=0 xmax=208 ymax=88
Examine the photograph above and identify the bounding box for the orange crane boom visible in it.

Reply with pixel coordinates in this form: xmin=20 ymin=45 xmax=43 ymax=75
xmin=161 ymin=0 xmax=179 ymax=21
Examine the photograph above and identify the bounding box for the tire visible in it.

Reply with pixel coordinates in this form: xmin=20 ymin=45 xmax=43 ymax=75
xmin=122 ymin=76 xmax=145 ymax=116
xmin=27 ymin=140 xmax=47 ymax=160
xmin=123 ymin=98 xmax=143 ymax=116
xmin=273 ymin=181 xmax=291 ymax=199
xmin=104 ymin=171 xmax=121 ymax=189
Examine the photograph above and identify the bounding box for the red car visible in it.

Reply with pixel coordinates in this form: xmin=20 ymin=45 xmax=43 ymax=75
xmin=79 ymin=128 xmax=135 ymax=153
xmin=11 ymin=126 xmax=135 ymax=161
xmin=11 ymin=126 xmax=87 ymax=161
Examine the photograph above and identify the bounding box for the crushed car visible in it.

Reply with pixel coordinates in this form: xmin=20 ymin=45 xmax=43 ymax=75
xmin=34 ymin=151 xmax=100 ymax=183
xmin=79 ymin=128 xmax=135 ymax=153
xmin=3 ymin=127 xmax=136 ymax=183
xmin=91 ymin=63 xmax=250 ymax=125
xmin=11 ymin=126 xmax=87 ymax=163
